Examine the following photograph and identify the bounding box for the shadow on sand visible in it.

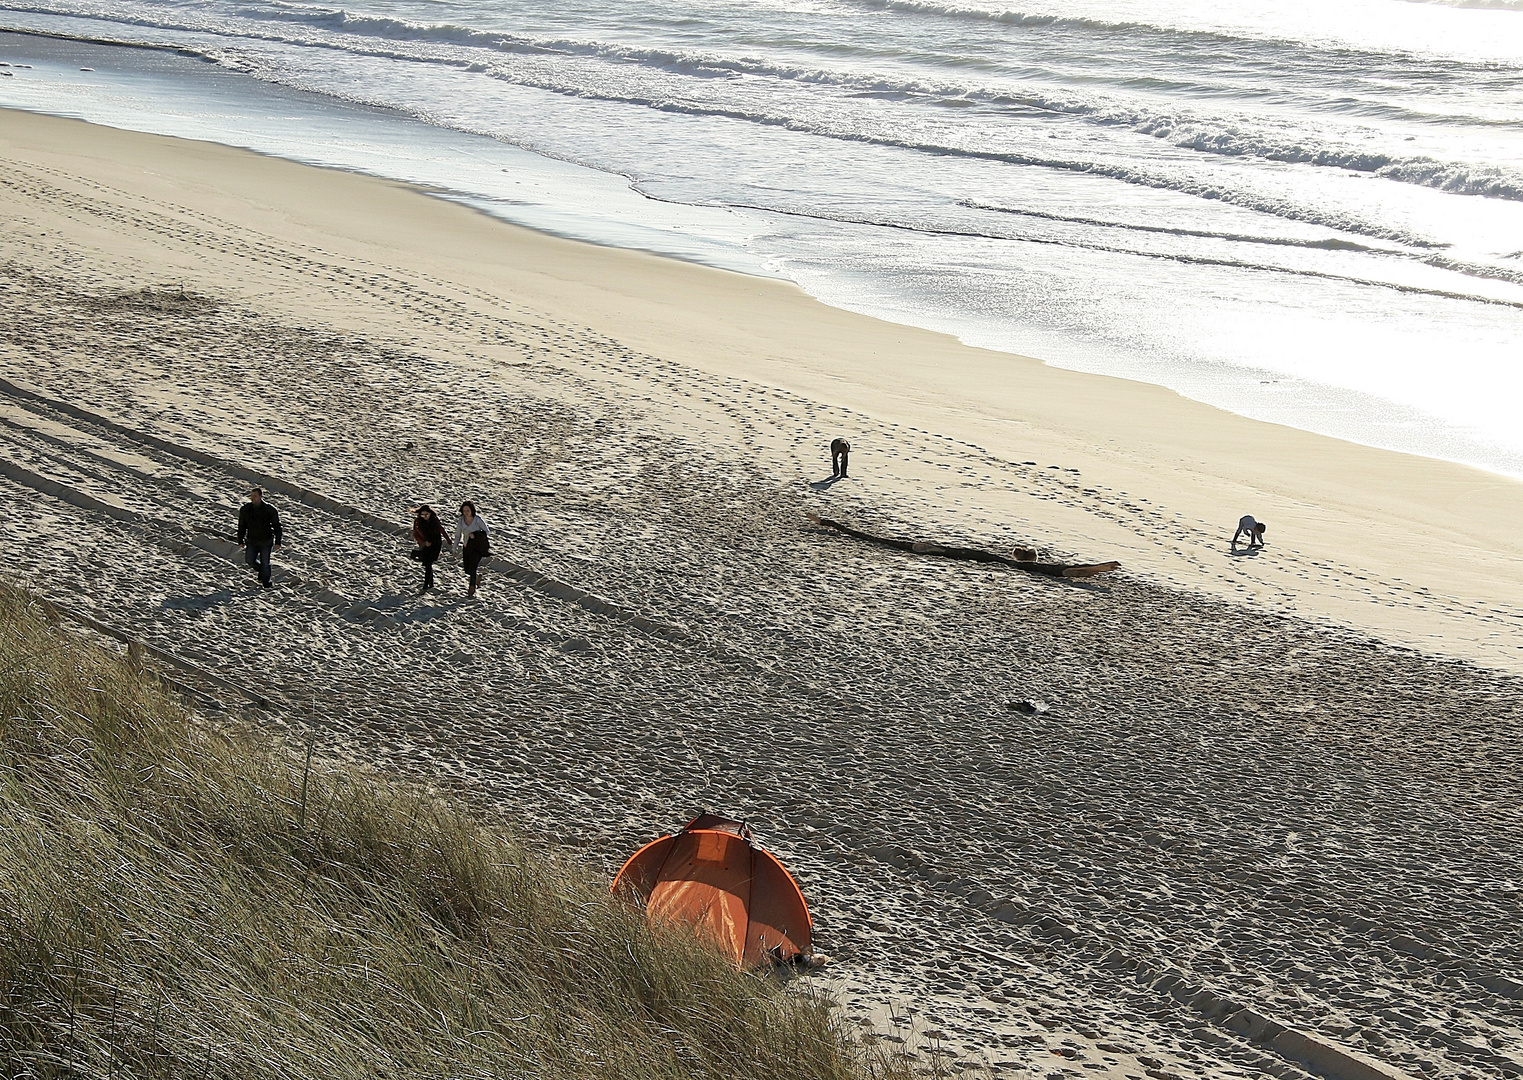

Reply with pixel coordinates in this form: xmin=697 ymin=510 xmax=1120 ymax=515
xmin=161 ymin=590 xmax=237 ymax=613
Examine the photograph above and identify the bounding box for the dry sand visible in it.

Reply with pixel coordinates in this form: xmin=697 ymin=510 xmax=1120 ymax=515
xmin=2 ymin=107 xmax=1521 ymax=1079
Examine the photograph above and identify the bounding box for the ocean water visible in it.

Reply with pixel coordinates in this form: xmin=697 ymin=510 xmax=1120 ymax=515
xmin=2 ymin=0 xmax=1521 ymax=475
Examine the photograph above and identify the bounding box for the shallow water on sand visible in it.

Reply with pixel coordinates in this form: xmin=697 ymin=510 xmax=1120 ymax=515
xmin=2 ymin=0 xmax=1522 ymax=475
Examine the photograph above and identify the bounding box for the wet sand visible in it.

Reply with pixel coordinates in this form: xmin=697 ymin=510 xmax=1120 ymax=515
xmin=2 ymin=108 xmax=1521 ymax=1079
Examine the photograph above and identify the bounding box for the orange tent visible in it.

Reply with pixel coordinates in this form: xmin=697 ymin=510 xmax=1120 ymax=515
xmin=611 ymin=813 xmax=813 ymax=970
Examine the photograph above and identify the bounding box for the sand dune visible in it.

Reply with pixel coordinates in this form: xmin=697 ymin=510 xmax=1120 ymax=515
xmin=2 ymin=109 xmax=1521 ymax=1079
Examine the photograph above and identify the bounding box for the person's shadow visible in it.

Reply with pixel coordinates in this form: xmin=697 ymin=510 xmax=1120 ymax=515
xmin=809 ymin=475 xmax=844 ymax=490
xmin=1228 ymin=547 xmax=1263 ymax=558
xmin=162 ymin=590 xmax=236 ymax=613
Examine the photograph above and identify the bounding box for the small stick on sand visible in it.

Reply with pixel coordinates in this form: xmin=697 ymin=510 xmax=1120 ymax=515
xmin=807 ymin=513 xmax=1120 ymax=579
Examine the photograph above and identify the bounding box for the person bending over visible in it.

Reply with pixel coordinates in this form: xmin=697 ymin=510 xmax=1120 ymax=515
xmin=831 ymin=438 xmax=851 ymax=479
xmin=237 ymin=486 xmax=284 ymax=588
xmin=1232 ymin=515 xmax=1266 ymax=551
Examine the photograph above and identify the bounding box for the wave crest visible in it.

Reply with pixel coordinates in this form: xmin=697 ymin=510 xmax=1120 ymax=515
xmin=4 ymin=5 xmax=1519 ymax=222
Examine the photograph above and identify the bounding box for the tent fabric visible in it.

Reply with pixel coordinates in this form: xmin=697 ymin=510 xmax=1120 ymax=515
xmin=611 ymin=814 xmax=812 ymax=969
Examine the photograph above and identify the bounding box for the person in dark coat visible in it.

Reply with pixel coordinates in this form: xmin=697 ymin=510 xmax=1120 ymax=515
xmin=410 ymin=504 xmax=452 ymax=593
xmin=236 ymin=486 xmax=284 ymax=589
xmin=830 ymin=438 xmax=851 ymax=479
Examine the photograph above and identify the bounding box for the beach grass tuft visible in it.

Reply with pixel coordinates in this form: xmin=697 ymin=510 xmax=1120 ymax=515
xmin=0 ymin=584 xmax=913 ymax=1079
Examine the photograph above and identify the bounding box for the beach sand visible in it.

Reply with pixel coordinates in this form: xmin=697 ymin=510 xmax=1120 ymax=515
xmin=2 ymin=107 xmax=1521 ymax=1079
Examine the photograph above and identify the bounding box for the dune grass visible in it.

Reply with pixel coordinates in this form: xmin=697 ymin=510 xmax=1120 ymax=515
xmin=0 ymin=585 xmax=911 ymax=1079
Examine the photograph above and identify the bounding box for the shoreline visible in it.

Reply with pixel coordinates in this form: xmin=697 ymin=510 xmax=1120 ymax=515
xmin=3 ymin=26 xmax=1523 ymax=483
xmin=1 ymin=106 xmax=1521 ymax=672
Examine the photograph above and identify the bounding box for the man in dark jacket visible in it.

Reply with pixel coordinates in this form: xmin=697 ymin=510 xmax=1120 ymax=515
xmin=236 ymin=486 xmax=284 ymax=588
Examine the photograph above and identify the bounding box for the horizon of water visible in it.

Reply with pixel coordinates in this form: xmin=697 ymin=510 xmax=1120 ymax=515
xmin=1 ymin=0 xmax=1522 ymax=477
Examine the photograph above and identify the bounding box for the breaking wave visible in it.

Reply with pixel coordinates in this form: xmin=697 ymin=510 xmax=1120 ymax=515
xmin=960 ymin=201 xmax=1391 ymax=250
xmin=6 ymin=1 xmax=1520 ymax=208
xmin=630 ymin=186 xmax=1523 ymax=308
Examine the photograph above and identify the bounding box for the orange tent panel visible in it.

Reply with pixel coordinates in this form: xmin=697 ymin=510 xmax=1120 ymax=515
xmin=743 ymin=849 xmax=811 ymax=964
xmin=611 ymin=816 xmax=812 ymax=969
xmin=612 ymin=834 xmax=677 ymax=899
xmin=648 ymin=830 xmax=754 ymax=966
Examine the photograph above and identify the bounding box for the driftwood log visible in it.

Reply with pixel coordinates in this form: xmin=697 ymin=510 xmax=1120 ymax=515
xmin=807 ymin=514 xmax=1120 ymax=579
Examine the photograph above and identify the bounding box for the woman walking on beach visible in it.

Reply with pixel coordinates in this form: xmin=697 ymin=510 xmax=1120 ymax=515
xmin=455 ymin=501 xmax=490 ymax=598
xmin=411 ymin=504 xmax=451 ymax=593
